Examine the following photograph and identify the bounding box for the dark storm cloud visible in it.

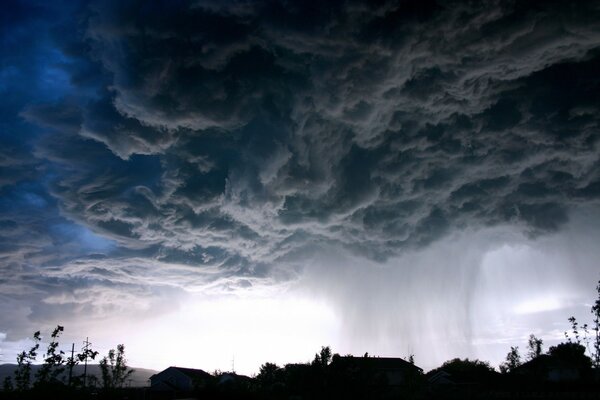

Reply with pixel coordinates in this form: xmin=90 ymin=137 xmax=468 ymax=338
xmin=2 ymin=0 xmax=600 ymax=331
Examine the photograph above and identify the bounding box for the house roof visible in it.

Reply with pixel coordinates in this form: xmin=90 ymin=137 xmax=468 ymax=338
xmin=218 ymin=372 xmax=253 ymax=385
xmin=334 ymin=356 xmax=423 ymax=372
xmin=175 ymin=367 xmax=212 ymax=379
xmin=152 ymin=366 xmax=212 ymax=380
xmin=513 ymin=355 xmax=551 ymax=372
xmin=513 ymin=354 xmax=585 ymax=374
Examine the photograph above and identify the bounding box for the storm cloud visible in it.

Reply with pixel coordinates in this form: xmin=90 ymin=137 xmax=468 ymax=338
xmin=1 ymin=0 xmax=600 ymax=371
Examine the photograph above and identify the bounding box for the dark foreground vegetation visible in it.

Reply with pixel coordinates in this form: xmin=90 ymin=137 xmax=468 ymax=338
xmin=2 ymin=280 xmax=600 ymax=400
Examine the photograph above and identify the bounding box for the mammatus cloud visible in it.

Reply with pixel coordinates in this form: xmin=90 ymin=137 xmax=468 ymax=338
xmin=1 ymin=0 xmax=600 ymax=370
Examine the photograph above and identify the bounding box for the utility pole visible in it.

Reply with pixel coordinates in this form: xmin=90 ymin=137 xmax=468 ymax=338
xmin=82 ymin=337 xmax=92 ymax=388
xmin=231 ymin=355 xmax=235 ymax=373
xmin=68 ymin=343 xmax=75 ymax=387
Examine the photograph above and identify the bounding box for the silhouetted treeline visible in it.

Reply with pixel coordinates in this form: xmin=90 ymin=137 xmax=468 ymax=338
xmin=0 ymin=326 xmax=134 ymax=400
xmin=163 ymin=348 xmax=423 ymax=400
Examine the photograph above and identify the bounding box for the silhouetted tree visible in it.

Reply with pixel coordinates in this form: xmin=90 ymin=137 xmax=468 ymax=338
xmin=256 ymin=362 xmax=285 ymax=398
xmin=429 ymin=358 xmax=495 ymax=377
xmin=428 ymin=358 xmax=497 ymax=389
xmin=14 ymin=330 xmax=40 ymax=391
xmin=565 ymin=316 xmax=581 ymax=344
xmin=548 ymin=342 xmax=592 ymax=368
xmin=312 ymin=345 xmax=332 ymax=368
xmin=99 ymin=344 xmax=134 ymax=390
xmin=562 ymin=280 xmax=600 ymax=365
xmin=35 ymin=325 xmax=65 ymax=388
xmin=309 ymin=346 xmax=333 ymax=396
xmin=592 ymin=280 xmax=600 ymax=368
xmin=257 ymin=362 xmax=284 ymax=386
xmin=527 ymin=334 xmax=543 ymax=361
xmin=499 ymin=346 xmax=521 ymax=373
xmin=74 ymin=343 xmax=99 ymax=388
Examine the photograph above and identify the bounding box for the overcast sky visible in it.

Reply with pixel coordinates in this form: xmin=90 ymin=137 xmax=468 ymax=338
xmin=1 ymin=0 xmax=600 ymax=374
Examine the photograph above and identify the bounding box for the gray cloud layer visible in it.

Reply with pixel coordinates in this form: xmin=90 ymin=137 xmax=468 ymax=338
xmin=56 ymin=1 xmax=600 ymax=255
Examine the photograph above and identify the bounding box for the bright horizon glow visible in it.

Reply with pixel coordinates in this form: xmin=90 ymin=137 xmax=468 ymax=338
xmin=102 ymin=293 xmax=341 ymax=375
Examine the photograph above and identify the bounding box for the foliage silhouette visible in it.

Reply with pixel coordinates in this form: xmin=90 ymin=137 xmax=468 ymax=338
xmin=312 ymin=346 xmax=332 ymax=368
xmin=565 ymin=316 xmax=582 ymax=344
xmin=547 ymin=342 xmax=592 ymax=370
xmin=429 ymin=358 xmax=496 ymax=380
xmin=257 ymin=362 xmax=284 ymax=387
xmin=562 ymin=283 xmax=600 ymax=364
xmin=500 ymin=346 xmax=521 ymax=373
xmin=99 ymin=344 xmax=134 ymax=390
xmin=527 ymin=334 xmax=543 ymax=361
xmin=34 ymin=325 xmax=65 ymax=388
xmin=75 ymin=343 xmax=99 ymax=389
xmin=13 ymin=331 xmax=40 ymax=391
xmin=592 ymin=280 xmax=600 ymax=367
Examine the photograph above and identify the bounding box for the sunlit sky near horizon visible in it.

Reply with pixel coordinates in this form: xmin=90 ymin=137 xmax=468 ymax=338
xmin=1 ymin=0 xmax=600 ymax=376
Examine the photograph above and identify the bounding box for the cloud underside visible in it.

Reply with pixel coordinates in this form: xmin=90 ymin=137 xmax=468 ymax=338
xmin=1 ymin=0 xmax=600 ymax=335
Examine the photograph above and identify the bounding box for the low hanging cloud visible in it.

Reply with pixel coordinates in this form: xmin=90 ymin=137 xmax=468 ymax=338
xmin=40 ymin=0 xmax=600 ymax=258
xmin=1 ymin=0 xmax=600 ymax=349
